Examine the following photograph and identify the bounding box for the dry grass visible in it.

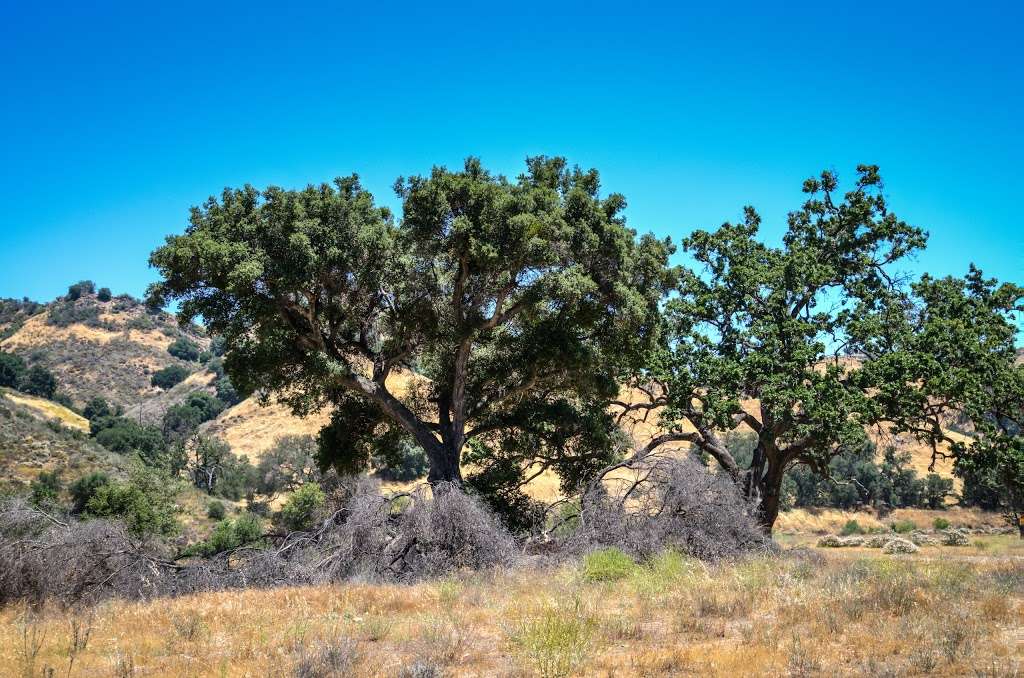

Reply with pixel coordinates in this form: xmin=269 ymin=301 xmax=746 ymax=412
xmin=1 ymin=389 xmax=89 ymax=432
xmin=1 ymin=540 xmax=1020 ymax=677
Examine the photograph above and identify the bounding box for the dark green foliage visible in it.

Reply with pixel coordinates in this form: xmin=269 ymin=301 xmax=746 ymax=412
xmin=277 ymin=483 xmax=326 ymax=532
xmin=85 ymin=464 xmax=180 ymax=537
xmin=960 ymin=463 xmax=1005 ymax=511
xmin=52 ymin=392 xmax=74 ymax=409
xmin=635 ymin=166 xmax=929 ymax=532
xmin=66 ymin=280 xmax=95 ymax=301
xmin=161 ymin=392 xmax=224 ymax=442
xmin=82 ymin=396 xmax=114 ymax=422
xmin=185 ymin=513 xmax=263 ymax=556
xmin=148 ymin=157 xmax=675 ymax=502
xmin=69 ymin=471 xmax=111 ymax=514
xmin=151 ymin=364 xmax=189 ymax=389
xmin=96 ymin=287 xmax=113 ymax=302
xmin=209 ymin=335 xmax=227 ymax=357
xmin=922 ymin=473 xmax=955 ymax=510
xmin=855 ymin=266 xmax=1023 ymax=530
xmin=207 ymin=500 xmax=226 ymax=520
xmin=29 ymin=470 xmax=61 ymax=507
xmin=840 ymin=519 xmax=864 ymax=536
xmin=372 ymin=440 xmax=429 ymax=482
xmin=92 ymin=416 xmax=166 ymax=463
xmin=20 ymin=365 xmax=57 ymax=399
xmin=167 ymin=337 xmax=201 ymax=362
xmin=0 ymin=351 xmax=26 ymax=388
xmin=198 ymin=351 xmax=213 ymax=364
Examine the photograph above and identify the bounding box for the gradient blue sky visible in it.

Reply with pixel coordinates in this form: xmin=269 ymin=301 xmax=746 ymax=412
xmin=1 ymin=2 xmax=1021 ymax=309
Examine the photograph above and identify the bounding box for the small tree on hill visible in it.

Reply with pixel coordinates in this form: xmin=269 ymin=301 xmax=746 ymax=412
xmin=97 ymin=287 xmax=113 ymax=302
xmin=167 ymin=337 xmax=201 ymax=362
xmin=151 ymin=365 xmax=189 ymax=389
xmin=0 ymin=351 xmax=26 ymax=389
xmin=20 ymin=365 xmax=58 ymax=399
xmin=66 ymin=280 xmax=95 ymax=301
xmin=148 ymin=157 xmax=675 ymax=518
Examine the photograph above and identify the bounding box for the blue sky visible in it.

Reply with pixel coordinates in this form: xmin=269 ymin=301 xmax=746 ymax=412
xmin=1 ymin=2 xmax=1021 ymax=313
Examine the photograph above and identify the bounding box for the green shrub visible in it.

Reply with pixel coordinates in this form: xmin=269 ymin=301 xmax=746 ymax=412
xmin=933 ymin=516 xmax=951 ymax=530
xmin=508 ymin=600 xmax=596 ymax=678
xmin=92 ymin=417 xmax=166 ymax=462
xmin=373 ymin=440 xmax=429 ymax=481
xmin=151 ymin=365 xmax=189 ymax=389
xmin=840 ymin=519 xmax=864 ymax=536
xmin=19 ymin=365 xmax=57 ymax=399
xmin=82 ymin=396 xmax=114 ymax=422
xmin=206 ymin=500 xmax=226 ymax=520
xmin=69 ymin=471 xmax=111 ymax=514
xmin=167 ymin=337 xmax=201 ymax=362
xmin=29 ymin=470 xmax=62 ymax=507
xmin=85 ymin=464 xmax=180 ymax=536
xmin=96 ymin=287 xmax=113 ymax=302
xmin=581 ymin=548 xmax=636 ymax=582
xmin=187 ymin=514 xmax=263 ymax=556
xmin=278 ymin=483 xmax=326 ymax=532
xmin=66 ymin=280 xmax=95 ymax=301
xmin=0 ymin=351 xmax=26 ymax=388
xmin=891 ymin=519 xmax=915 ymax=534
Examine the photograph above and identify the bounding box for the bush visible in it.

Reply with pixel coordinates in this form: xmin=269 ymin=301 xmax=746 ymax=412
xmin=278 ymin=483 xmax=326 ymax=532
xmin=167 ymin=337 xmax=201 ymax=362
xmin=840 ymin=519 xmax=864 ymax=536
xmin=891 ymin=520 xmax=915 ymax=534
xmin=96 ymin=287 xmax=112 ymax=302
xmin=69 ymin=471 xmax=111 ymax=514
xmin=187 ymin=514 xmax=263 ymax=556
xmin=323 ymin=481 xmax=518 ymax=581
xmin=581 ymin=547 xmax=635 ymax=582
xmin=162 ymin=392 xmax=226 ymax=442
xmin=92 ymin=417 xmax=166 ymax=462
xmin=66 ymin=280 xmax=95 ymax=301
xmin=0 ymin=500 xmax=180 ymax=606
xmin=84 ymin=464 xmax=180 ymax=537
xmin=29 ymin=470 xmax=62 ymax=507
xmin=82 ymin=397 xmax=113 ymax=422
xmin=206 ymin=500 xmax=226 ymax=520
xmin=186 ymin=436 xmax=257 ymax=500
xmin=20 ymin=365 xmax=57 ymax=399
xmin=151 ymin=364 xmax=189 ymax=389
xmin=46 ymin=301 xmax=102 ymax=328
xmin=0 ymin=351 xmax=26 ymax=388
xmin=933 ymin=516 xmax=951 ymax=530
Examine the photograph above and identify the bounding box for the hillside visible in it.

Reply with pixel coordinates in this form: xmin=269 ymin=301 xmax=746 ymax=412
xmin=0 ymin=387 xmax=119 ymax=488
xmin=0 ymin=292 xmax=208 ymax=411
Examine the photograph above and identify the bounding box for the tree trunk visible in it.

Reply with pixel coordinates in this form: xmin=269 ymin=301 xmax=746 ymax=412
xmin=426 ymin=439 xmax=463 ymax=485
xmin=743 ymin=448 xmax=785 ymax=537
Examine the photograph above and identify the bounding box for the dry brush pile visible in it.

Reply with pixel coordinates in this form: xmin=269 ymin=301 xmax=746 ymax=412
xmin=0 ymin=456 xmax=771 ymax=609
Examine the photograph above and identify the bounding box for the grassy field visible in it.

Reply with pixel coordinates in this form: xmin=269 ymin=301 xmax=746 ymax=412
xmin=2 ymin=535 xmax=1021 ymax=677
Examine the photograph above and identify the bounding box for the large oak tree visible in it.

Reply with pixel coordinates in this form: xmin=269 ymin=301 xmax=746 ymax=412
xmin=148 ymin=157 xmax=675 ymax=519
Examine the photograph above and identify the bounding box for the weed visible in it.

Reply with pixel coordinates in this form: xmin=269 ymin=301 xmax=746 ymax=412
xmin=581 ymin=547 xmax=635 ymax=582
